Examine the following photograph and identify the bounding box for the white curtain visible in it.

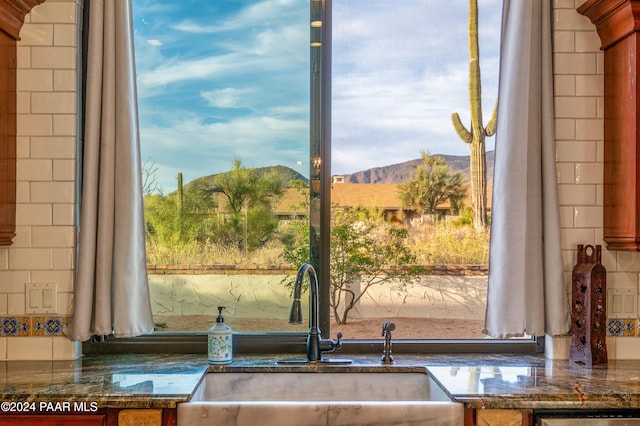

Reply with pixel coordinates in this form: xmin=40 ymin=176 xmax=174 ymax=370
xmin=66 ymin=0 xmax=153 ymax=341
xmin=484 ymin=0 xmax=570 ymax=338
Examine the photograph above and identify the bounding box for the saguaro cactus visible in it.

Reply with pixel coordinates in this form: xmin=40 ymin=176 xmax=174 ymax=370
xmin=177 ymin=172 xmax=184 ymax=238
xmin=177 ymin=172 xmax=184 ymax=210
xmin=451 ymin=0 xmax=497 ymax=230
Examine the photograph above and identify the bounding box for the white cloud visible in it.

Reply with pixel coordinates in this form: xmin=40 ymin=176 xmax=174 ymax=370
xmin=330 ymin=0 xmax=501 ymax=175
xmin=134 ymin=0 xmax=503 ymax=187
xmin=140 ymin=115 xmax=308 ymax=192
xmin=171 ymin=0 xmax=301 ymax=35
xmin=138 ymin=53 xmax=254 ymax=89
xmin=146 ymin=39 xmax=162 ymax=46
xmin=201 ymin=88 xmax=254 ymax=109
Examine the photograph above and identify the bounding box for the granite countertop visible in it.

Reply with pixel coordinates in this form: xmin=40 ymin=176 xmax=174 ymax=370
xmin=422 ymin=355 xmax=640 ymax=410
xmin=0 ymin=354 xmax=208 ymax=409
xmin=0 ymin=353 xmax=639 ymax=411
xmin=212 ymin=354 xmax=640 ymax=410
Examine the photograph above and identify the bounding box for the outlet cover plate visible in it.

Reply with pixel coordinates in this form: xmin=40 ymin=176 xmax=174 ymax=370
xmin=607 ymin=288 xmax=637 ymax=319
xmin=25 ymin=282 xmax=57 ymax=314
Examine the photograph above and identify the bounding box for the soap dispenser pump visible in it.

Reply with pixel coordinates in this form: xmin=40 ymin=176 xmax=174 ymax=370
xmin=208 ymin=306 xmax=232 ymax=364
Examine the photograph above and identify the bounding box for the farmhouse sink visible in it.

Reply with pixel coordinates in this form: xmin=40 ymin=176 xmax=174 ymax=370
xmin=178 ymin=371 xmax=464 ymax=426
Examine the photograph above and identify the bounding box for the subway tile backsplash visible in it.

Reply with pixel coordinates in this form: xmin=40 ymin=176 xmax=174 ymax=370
xmin=556 ymin=0 xmax=640 ymax=357
xmin=2 ymin=0 xmax=640 ymax=360
xmin=0 ymin=0 xmax=79 ymax=360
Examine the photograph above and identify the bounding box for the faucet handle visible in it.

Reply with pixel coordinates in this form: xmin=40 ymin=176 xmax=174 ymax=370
xmin=382 ymin=321 xmax=396 ymax=336
xmin=334 ymin=332 xmax=343 ymax=350
xmin=318 ymin=331 xmax=344 ymax=355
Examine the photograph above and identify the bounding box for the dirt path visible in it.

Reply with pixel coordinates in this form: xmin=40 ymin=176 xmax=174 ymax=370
xmin=154 ymin=315 xmax=487 ymax=339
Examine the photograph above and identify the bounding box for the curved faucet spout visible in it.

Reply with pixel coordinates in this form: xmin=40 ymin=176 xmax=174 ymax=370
xmin=289 ymin=263 xmax=343 ymax=362
xmin=289 ymin=264 xmax=318 ymax=332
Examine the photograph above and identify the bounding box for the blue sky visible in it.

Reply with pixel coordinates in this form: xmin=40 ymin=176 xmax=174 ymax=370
xmin=132 ymin=0 xmax=503 ymax=193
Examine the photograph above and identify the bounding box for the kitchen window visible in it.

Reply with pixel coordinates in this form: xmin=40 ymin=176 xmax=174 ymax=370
xmin=84 ymin=0 xmax=542 ymax=354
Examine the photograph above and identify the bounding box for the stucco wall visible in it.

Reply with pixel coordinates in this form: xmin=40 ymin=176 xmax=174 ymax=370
xmin=148 ymin=272 xmax=487 ymax=321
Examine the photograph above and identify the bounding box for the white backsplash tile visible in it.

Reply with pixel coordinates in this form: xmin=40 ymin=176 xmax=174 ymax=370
xmin=7 ymin=337 xmax=52 ymax=360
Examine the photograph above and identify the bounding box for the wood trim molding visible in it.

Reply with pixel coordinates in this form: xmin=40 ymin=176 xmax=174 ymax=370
xmin=579 ymin=0 xmax=640 ymax=251
xmin=578 ymin=0 xmax=640 ymax=49
xmin=0 ymin=0 xmax=44 ymax=39
xmin=0 ymin=0 xmax=45 ymax=246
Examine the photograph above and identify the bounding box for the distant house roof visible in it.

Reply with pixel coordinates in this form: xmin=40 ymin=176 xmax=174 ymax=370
xmin=331 ymin=183 xmax=401 ymax=210
xmin=218 ymin=183 xmax=492 ymax=215
xmin=331 ymin=183 xmax=492 ymax=212
xmin=218 ymin=188 xmax=308 ymax=216
xmin=273 ymin=189 xmax=307 ymax=215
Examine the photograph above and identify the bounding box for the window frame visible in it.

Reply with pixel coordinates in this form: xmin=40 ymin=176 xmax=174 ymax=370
xmin=82 ymin=333 xmax=544 ymax=355
xmin=82 ymin=0 xmax=543 ymax=355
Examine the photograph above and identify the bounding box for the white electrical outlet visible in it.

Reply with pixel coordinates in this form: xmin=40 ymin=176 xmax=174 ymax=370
xmin=607 ymin=288 xmax=637 ymax=319
xmin=25 ymin=282 xmax=57 ymax=314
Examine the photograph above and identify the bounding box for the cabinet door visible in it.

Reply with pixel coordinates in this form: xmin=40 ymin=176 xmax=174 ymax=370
xmin=0 ymin=415 xmax=106 ymax=425
xmin=0 ymin=0 xmax=46 ymax=246
xmin=578 ymin=0 xmax=640 ymax=251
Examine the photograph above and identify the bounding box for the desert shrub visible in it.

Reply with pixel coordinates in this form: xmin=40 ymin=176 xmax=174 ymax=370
xmin=279 ymin=218 xmax=310 ymax=268
xmin=411 ymin=220 xmax=489 ymax=264
xmin=146 ymin=238 xmax=285 ymax=265
xmin=280 ymin=209 xmax=421 ymax=324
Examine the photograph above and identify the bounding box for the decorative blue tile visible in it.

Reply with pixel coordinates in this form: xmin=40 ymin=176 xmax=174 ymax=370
xmin=33 ymin=316 xmax=66 ymax=336
xmin=607 ymin=319 xmax=635 ymax=337
xmin=0 ymin=317 xmax=29 ymax=336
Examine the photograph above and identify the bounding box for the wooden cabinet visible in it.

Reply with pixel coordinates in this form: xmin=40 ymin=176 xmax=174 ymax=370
xmin=0 ymin=408 xmax=176 ymax=426
xmin=0 ymin=0 xmax=45 ymax=245
xmin=0 ymin=17 xmax=16 ymax=246
xmin=578 ymin=0 xmax=640 ymax=251
xmin=0 ymin=414 xmax=106 ymax=425
xmin=465 ymin=407 xmax=533 ymax=426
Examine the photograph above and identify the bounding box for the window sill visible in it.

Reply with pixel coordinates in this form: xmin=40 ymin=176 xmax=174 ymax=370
xmin=82 ymin=332 xmax=544 ymax=355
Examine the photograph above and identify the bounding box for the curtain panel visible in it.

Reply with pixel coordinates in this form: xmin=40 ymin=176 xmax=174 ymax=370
xmin=66 ymin=0 xmax=153 ymax=341
xmin=484 ymin=0 xmax=570 ymax=338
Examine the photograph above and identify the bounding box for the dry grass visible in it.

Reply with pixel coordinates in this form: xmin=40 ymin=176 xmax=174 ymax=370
xmin=410 ymin=222 xmax=489 ymax=264
xmin=146 ymin=239 xmax=285 ymax=265
xmin=146 ymin=219 xmax=489 ymax=266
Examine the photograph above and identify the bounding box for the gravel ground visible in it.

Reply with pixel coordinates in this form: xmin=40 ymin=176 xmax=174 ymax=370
xmin=153 ymin=315 xmax=487 ymax=339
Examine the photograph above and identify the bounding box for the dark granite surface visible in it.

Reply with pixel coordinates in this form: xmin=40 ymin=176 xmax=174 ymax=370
xmin=423 ymin=355 xmax=640 ymax=409
xmin=0 ymin=353 xmax=639 ymax=410
xmin=0 ymin=354 xmax=208 ymax=408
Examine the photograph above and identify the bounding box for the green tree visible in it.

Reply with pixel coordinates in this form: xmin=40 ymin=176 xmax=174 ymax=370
xmin=397 ymin=151 xmax=467 ymax=215
xmin=280 ymin=218 xmax=310 ymax=270
xmin=144 ymin=187 xmax=215 ymax=248
xmin=187 ymin=176 xmax=219 ymax=213
xmin=448 ymin=182 xmax=469 ymax=215
xmin=213 ymin=158 xmax=285 ymax=214
xmin=281 ymin=210 xmax=421 ymax=325
xmin=330 ymin=211 xmax=420 ymax=324
xmin=211 ymin=159 xmax=287 ymax=251
xmin=451 ymin=0 xmax=497 ymax=230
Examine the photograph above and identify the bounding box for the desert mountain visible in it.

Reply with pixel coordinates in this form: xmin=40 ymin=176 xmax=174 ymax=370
xmin=185 ymin=165 xmax=309 ymax=190
xmin=183 ymin=151 xmax=494 ymax=189
xmin=338 ymin=151 xmax=495 ymax=184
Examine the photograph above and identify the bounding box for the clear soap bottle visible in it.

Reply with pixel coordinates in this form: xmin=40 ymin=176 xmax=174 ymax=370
xmin=208 ymin=306 xmax=232 ymax=364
